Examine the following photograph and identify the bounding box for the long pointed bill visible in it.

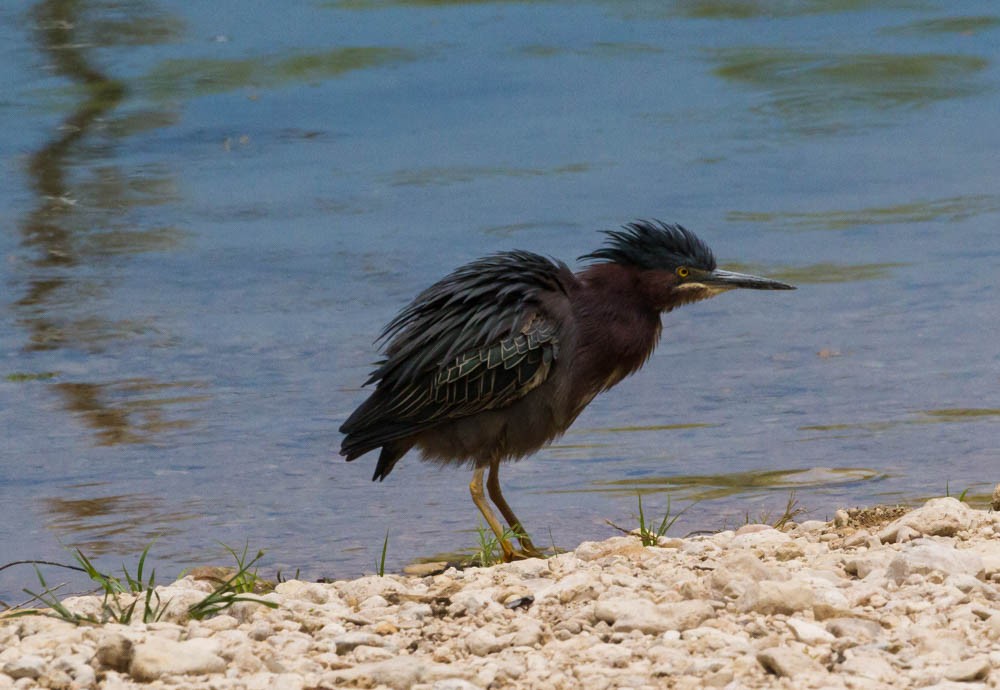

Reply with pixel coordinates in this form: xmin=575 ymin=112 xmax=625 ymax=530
xmin=702 ymin=268 xmax=795 ymax=290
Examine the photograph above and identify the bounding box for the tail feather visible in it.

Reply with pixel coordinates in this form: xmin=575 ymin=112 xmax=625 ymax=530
xmin=372 ymin=441 xmax=410 ymax=481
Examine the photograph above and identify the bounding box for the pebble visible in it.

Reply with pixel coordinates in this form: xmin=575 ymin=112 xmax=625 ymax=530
xmin=787 ymin=617 xmax=835 ymax=644
xmin=757 ymin=646 xmax=823 ymax=678
xmin=129 ymin=638 xmax=226 ymax=681
xmin=0 ymin=496 xmax=998 ymax=689
xmin=943 ymin=657 xmax=990 ymax=682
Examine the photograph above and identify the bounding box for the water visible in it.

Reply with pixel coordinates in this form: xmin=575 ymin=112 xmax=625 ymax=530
xmin=2 ymin=0 xmax=998 ymax=601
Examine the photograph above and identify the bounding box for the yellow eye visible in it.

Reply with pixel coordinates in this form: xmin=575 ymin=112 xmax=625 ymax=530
xmin=676 ymin=266 xmax=690 ymax=279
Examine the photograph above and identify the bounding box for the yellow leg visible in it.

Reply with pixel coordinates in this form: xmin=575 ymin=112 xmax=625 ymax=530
xmin=486 ymin=457 xmax=543 ymax=558
xmin=470 ymin=466 xmax=530 ymax=562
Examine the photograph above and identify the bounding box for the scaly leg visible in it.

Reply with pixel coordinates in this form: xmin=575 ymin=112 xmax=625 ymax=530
xmin=486 ymin=456 xmax=543 ymax=558
xmin=470 ymin=466 xmax=530 ymax=562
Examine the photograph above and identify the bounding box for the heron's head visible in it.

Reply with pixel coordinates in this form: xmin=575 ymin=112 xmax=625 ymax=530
xmin=580 ymin=220 xmax=794 ymax=311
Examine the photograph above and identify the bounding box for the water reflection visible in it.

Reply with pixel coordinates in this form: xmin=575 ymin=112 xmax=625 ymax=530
xmin=144 ymin=47 xmax=419 ymax=98
xmin=13 ymin=1 xmax=204 ymax=562
xmin=519 ymin=42 xmax=664 ymax=58
xmin=728 ymin=195 xmax=1000 ymax=230
xmin=584 ymin=467 xmax=886 ymax=500
xmin=883 ymin=15 xmax=1000 ymax=36
xmin=55 ymin=380 xmax=210 ymax=446
xmin=712 ymin=48 xmax=989 ymax=134
xmin=800 ymin=408 xmax=1000 ymax=438
xmin=387 ymin=163 xmax=593 ymax=187
xmin=669 ymin=0 xmax=917 ymax=20
xmin=42 ymin=488 xmax=200 ymax=554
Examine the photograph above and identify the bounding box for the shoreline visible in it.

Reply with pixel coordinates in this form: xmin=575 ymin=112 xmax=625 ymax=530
xmin=2 ymin=496 xmax=999 ymax=689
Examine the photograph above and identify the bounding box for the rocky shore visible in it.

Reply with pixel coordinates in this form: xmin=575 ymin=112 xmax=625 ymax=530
xmin=2 ymin=496 xmax=999 ymax=689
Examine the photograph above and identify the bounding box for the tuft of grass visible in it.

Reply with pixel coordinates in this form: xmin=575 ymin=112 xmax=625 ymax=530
xmin=607 ymin=492 xmax=692 ymax=546
xmin=187 ymin=543 xmax=277 ymax=620
xmin=469 ymin=522 xmax=525 ymax=567
xmin=4 ymin=542 xmax=277 ymax=624
xmin=945 ymin=481 xmax=970 ymax=503
xmin=376 ymin=529 xmax=389 ymax=577
xmin=771 ymin=492 xmax=808 ymax=530
xmin=8 ymin=545 xmax=168 ymax=624
xmin=740 ymin=491 xmax=808 ymax=530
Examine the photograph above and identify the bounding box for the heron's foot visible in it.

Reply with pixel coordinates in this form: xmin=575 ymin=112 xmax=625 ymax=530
xmin=500 ymin=541 xmax=542 ymax=562
xmin=513 ymin=534 xmax=545 ymax=559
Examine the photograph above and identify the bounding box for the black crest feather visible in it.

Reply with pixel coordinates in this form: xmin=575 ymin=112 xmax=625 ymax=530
xmin=580 ymin=220 xmax=716 ymax=272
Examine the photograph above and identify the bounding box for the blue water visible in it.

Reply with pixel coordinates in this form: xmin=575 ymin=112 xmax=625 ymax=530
xmin=2 ymin=1 xmax=999 ymax=602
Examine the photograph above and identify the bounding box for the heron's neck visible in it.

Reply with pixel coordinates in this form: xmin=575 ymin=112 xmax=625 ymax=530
xmin=572 ymin=264 xmax=663 ymax=395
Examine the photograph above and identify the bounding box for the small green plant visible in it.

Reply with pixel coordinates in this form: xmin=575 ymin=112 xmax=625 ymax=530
xmin=607 ymin=492 xmax=691 ymax=546
xmin=75 ymin=544 xmax=169 ymax=624
xmin=5 ymin=541 xmax=277 ymax=624
xmin=15 ymin=566 xmax=80 ymax=622
xmin=376 ymin=529 xmax=389 ymax=577
xmin=10 ymin=545 xmax=168 ymax=625
xmin=470 ymin=522 xmax=525 ymax=567
xmin=771 ymin=492 xmax=807 ymax=530
xmin=945 ymin=481 xmax=970 ymax=503
xmin=739 ymin=491 xmax=808 ymax=530
xmin=187 ymin=543 xmax=277 ymax=620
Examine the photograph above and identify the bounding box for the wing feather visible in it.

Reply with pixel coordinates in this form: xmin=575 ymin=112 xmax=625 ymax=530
xmin=340 ymin=251 xmax=571 ymax=460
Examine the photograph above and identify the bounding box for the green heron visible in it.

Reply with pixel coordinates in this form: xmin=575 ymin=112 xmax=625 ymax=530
xmin=341 ymin=220 xmax=794 ymax=561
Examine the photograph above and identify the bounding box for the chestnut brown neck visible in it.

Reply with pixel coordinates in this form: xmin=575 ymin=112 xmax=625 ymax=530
xmin=568 ymin=264 xmax=666 ymax=403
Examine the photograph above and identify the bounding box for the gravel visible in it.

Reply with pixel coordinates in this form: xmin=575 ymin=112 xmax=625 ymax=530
xmin=1 ymin=496 xmax=999 ymax=689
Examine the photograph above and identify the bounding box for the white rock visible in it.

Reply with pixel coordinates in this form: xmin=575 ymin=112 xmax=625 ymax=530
xmin=893 ymin=525 xmax=921 ymax=543
xmin=737 ymin=580 xmax=814 ymax=615
xmin=711 ymin=553 xmax=779 ymax=598
xmin=886 ymin=542 xmax=984 ymax=584
xmin=826 ymin=617 xmax=883 ymax=642
xmin=787 ymin=618 xmax=835 ymax=645
xmin=432 ymin=679 xmax=484 ymax=690
xmin=360 ymin=594 xmax=390 ymax=610
xmin=51 ymin=654 xmax=96 ymax=688
xmin=544 ymin=571 xmax=600 ymax=604
xmin=757 ymin=646 xmax=824 ymax=678
xmin=584 ymin=642 xmax=632 ymax=668
xmin=2 ymin=655 xmax=45 ymax=680
xmin=593 ymin=598 xmax=713 ymax=634
xmin=574 ymin=537 xmax=643 ymax=561
xmin=797 ymin=520 xmax=828 ymax=533
xmin=943 ymin=657 xmax=990 ymax=682
xmin=987 ymin=613 xmax=1000 ymax=640
xmin=333 ymin=632 xmax=389 ymax=654
xmin=447 ymin=590 xmax=494 ymax=616
xmin=681 ymin=626 xmax=751 ymax=654
xmin=240 ymin=672 xmax=305 ymax=690
xmin=510 ymin=618 xmax=544 ymax=647
xmin=838 ymin=652 xmax=896 ymax=682
xmin=94 ymin=631 xmax=134 ymax=672
xmin=730 ymin=527 xmax=791 ymax=549
xmin=274 ymin=580 xmax=330 ymax=604
xmin=502 ymin=558 xmax=550 ymax=578
xmin=155 ymin=587 xmax=212 ymax=622
xmin=811 ymin=585 xmax=851 ymax=620
xmin=465 ymin=628 xmax=505 ymax=657
xmin=331 ymin=656 xmax=468 ymax=690
xmin=353 ymin=645 xmax=395 ymax=663
xmin=845 ymin=553 xmax=893 ymax=579
xmin=879 ymin=497 xmax=974 ymax=542
xmin=130 ymin=637 xmax=226 ymax=681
